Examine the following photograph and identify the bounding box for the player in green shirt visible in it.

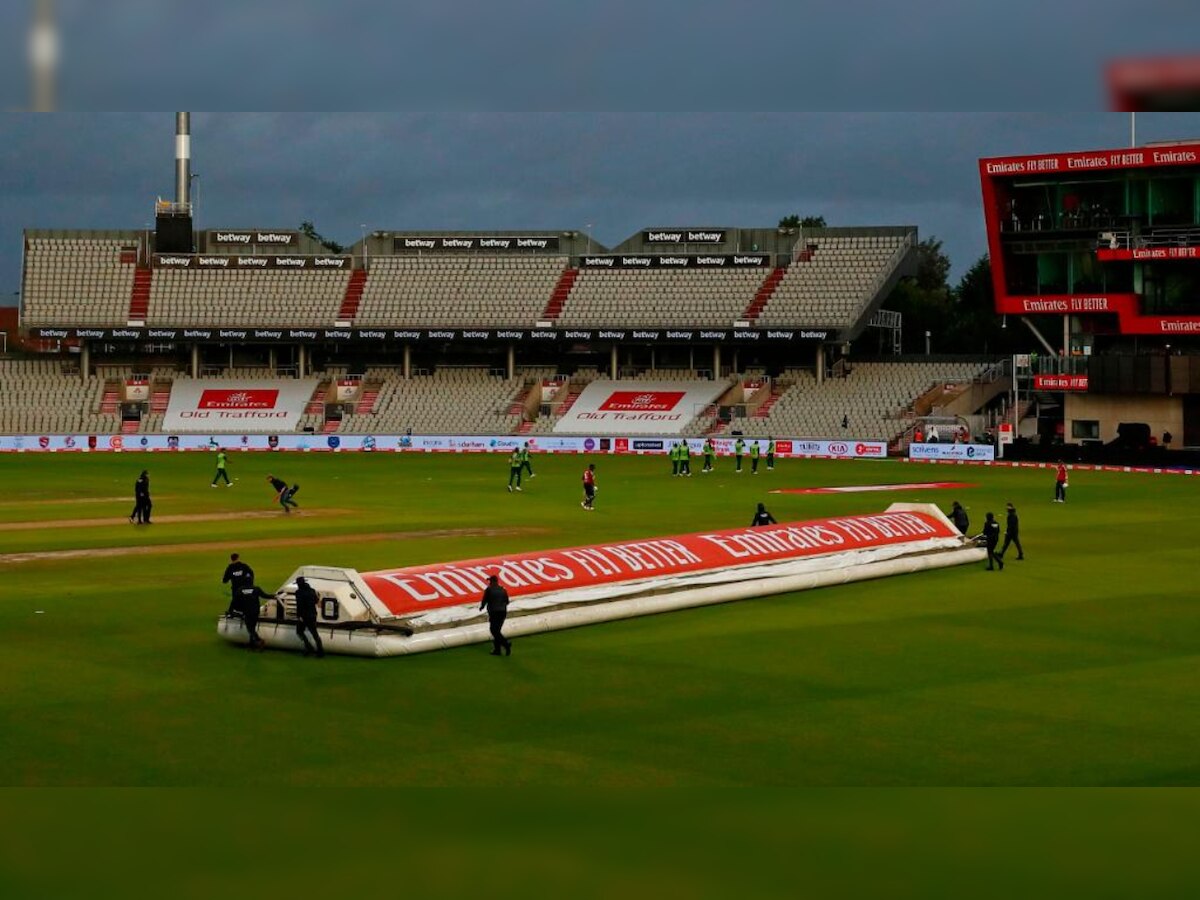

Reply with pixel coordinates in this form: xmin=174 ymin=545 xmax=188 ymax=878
xmin=507 ymin=448 xmax=523 ymax=492
xmin=211 ymin=448 xmax=231 ymax=487
xmin=702 ymin=438 xmax=716 ymax=473
xmin=520 ymin=442 xmax=535 ymax=479
xmin=734 ymin=437 xmax=746 ymax=473
xmin=751 ymin=440 xmax=761 ymax=474
xmin=680 ymin=441 xmax=692 ymax=477
xmin=670 ymin=442 xmax=680 ymax=477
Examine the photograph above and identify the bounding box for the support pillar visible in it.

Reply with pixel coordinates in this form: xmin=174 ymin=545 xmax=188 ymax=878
xmin=816 ymin=345 xmax=825 ymax=385
xmin=713 ymin=345 xmax=721 ymax=379
xmin=268 ymin=348 xmax=277 ymax=373
xmin=403 ymin=344 xmax=411 ymax=379
xmin=297 ymin=345 xmax=306 ymax=379
xmin=506 ymin=344 xmax=515 ymax=380
xmin=732 ymin=349 xmax=739 ymax=375
xmin=610 ymin=345 xmax=618 ymax=380
xmin=80 ymin=341 xmax=90 ymax=380
xmin=190 ymin=344 xmax=200 ymax=378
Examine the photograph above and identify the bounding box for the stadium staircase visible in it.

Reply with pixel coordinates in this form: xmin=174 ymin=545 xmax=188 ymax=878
xmin=742 ymin=266 xmax=787 ymax=322
xmin=99 ymin=381 xmax=122 ymax=414
xmin=322 ymin=419 xmax=341 ymax=434
xmin=128 ymin=266 xmax=152 ymax=322
xmin=337 ymin=269 xmax=368 ymax=321
xmin=120 ymin=418 xmax=140 ymax=434
xmin=356 ymin=380 xmax=382 ymax=415
xmin=752 ymin=381 xmax=786 ymax=418
xmin=554 ymin=386 xmax=582 ymax=417
xmin=150 ymin=381 xmax=172 ymax=414
xmin=305 ymin=379 xmax=330 ymax=415
xmin=541 ymin=267 xmax=579 ymax=321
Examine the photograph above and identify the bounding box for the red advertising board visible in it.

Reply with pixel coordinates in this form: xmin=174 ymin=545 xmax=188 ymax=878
xmin=1033 ymin=375 xmax=1089 ymax=391
xmin=994 ymin=293 xmax=1200 ymax=335
xmin=599 ymin=391 xmax=685 ymax=412
xmin=362 ymin=511 xmax=958 ymax=616
xmin=980 ymin=145 xmax=1200 ymax=177
xmin=1097 ymin=246 xmax=1200 ymax=262
xmin=198 ymin=389 xmax=279 ymax=410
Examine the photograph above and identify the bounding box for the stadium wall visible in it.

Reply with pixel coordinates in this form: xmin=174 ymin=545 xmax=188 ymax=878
xmin=1064 ymin=394 xmax=1183 ymax=444
xmin=0 ymin=433 xmax=889 ymax=457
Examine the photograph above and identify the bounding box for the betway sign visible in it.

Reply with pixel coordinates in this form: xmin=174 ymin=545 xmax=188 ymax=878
xmin=162 ymin=379 xmax=318 ymax=432
xmin=553 ymin=381 xmax=726 ymax=434
xmin=642 ymin=229 xmax=727 ymax=244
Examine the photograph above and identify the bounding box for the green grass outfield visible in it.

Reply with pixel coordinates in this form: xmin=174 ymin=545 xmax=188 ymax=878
xmin=0 ymin=450 xmax=1197 ymax=786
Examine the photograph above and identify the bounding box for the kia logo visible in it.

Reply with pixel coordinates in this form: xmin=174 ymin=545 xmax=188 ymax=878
xmin=829 ymin=442 xmax=849 ymax=455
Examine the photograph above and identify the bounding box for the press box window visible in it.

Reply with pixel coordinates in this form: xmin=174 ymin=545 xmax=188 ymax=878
xmin=1072 ymin=420 xmax=1100 ymax=440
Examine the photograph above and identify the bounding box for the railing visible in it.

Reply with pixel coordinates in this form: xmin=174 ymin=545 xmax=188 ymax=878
xmin=1014 ymin=354 xmax=1088 ymax=376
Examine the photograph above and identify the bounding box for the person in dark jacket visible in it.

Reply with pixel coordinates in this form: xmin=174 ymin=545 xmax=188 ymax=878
xmin=479 ymin=574 xmax=512 ymax=656
xmin=949 ymin=501 xmax=969 ymax=535
xmin=982 ymin=512 xmax=1004 ymax=571
xmin=999 ymin=502 xmax=1024 ymax=561
xmin=222 ymin=552 xmax=254 ymax=615
xmin=750 ymin=502 xmax=777 ymax=527
xmin=235 ymin=583 xmax=272 ymax=650
xmin=131 ymin=470 xmax=151 ymax=524
xmin=267 ymin=475 xmax=299 ymax=513
xmin=293 ymin=576 xmax=324 ymax=657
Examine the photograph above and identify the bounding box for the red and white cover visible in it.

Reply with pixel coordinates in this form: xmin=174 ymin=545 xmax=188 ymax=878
xmin=360 ymin=507 xmax=961 ymax=619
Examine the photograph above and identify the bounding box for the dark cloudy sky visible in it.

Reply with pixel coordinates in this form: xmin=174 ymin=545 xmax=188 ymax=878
xmin=4 ymin=112 xmax=1200 ymax=304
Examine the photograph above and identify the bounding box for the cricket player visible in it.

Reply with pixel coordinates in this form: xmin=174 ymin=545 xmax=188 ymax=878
xmin=507 ymin=448 xmax=523 ymax=492
xmin=520 ymin=442 xmax=536 ymax=479
xmin=581 ymin=463 xmax=596 ymax=510
xmin=750 ymin=440 xmax=761 ymax=474
xmin=680 ymin=441 xmax=692 ymax=476
xmin=702 ymin=438 xmax=716 ymax=473
xmin=211 ymin=447 xmax=231 ymax=487
xmin=267 ymin=475 xmax=299 ymax=513
xmin=766 ymin=438 xmax=776 ymax=471
xmin=734 ymin=437 xmax=746 ymax=473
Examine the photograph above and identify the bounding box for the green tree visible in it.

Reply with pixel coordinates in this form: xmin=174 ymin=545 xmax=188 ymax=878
xmin=881 ymin=237 xmax=953 ymax=353
xmin=944 ymin=255 xmax=1031 ymax=355
xmin=778 ymin=214 xmax=827 ymax=229
xmin=299 ymin=221 xmax=346 ymax=254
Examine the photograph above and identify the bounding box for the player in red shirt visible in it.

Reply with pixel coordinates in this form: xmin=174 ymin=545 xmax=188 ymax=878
xmin=581 ymin=463 xmax=596 ymax=511
xmin=1054 ymin=463 xmax=1068 ymax=503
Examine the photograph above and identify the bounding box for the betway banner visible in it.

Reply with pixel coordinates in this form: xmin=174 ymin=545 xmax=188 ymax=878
xmin=578 ymin=254 xmax=768 ymax=268
xmin=909 ymin=443 xmax=996 ymax=461
xmin=161 ymin=379 xmax=318 ymax=432
xmin=554 ymin=381 xmax=727 ymax=434
xmin=392 ymin=235 xmax=560 ymax=252
xmin=152 ymin=254 xmax=350 ymax=270
xmin=361 ymin=510 xmax=960 ymax=616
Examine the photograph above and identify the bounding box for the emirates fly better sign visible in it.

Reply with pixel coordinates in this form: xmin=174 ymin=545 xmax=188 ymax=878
xmin=553 ymin=381 xmax=727 ymax=434
xmin=162 ymin=379 xmax=319 ymax=432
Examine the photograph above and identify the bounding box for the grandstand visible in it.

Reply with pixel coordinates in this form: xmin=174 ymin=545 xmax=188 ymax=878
xmin=721 ymin=361 xmax=995 ymax=442
xmin=355 ymin=255 xmax=567 ymax=327
xmin=146 ymin=266 xmax=350 ymax=326
xmin=558 ymin=263 xmax=769 ymax=327
xmin=21 ymin=237 xmax=137 ymax=326
xmin=7 ymin=221 xmax=1010 ymax=446
xmin=756 ymin=231 xmax=916 ymax=331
